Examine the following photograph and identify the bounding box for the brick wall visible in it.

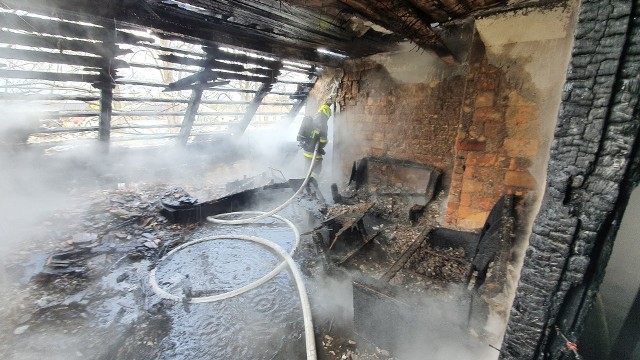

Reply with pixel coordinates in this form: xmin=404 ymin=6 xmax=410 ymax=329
xmin=335 ymin=61 xmax=464 ymax=184
xmin=336 ymin=21 xmax=569 ymax=230
xmin=446 ymin=34 xmax=541 ymax=229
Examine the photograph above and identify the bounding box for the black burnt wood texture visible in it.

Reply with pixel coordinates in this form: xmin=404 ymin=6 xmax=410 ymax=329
xmin=500 ymin=0 xmax=640 ymax=359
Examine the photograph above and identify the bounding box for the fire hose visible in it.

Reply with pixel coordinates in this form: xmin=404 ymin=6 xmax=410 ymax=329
xmin=150 ymin=143 xmax=320 ymax=360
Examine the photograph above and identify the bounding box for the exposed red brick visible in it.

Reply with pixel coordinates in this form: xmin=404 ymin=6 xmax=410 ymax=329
xmin=475 ymin=91 xmax=495 ymax=108
xmin=456 ymin=137 xmax=487 ymax=151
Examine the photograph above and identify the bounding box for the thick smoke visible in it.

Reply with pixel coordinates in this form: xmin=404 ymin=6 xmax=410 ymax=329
xmin=309 ymin=271 xmax=499 ymax=360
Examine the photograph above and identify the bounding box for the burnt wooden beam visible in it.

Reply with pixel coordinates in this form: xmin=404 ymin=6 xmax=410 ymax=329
xmin=235 ymin=64 xmax=282 ymax=135
xmin=215 ymin=72 xmax=269 ymax=83
xmin=439 ymin=0 xmax=472 ymax=17
xmin=406 ymin=0 xmax=452 ymax=23
xmin=0 ymin=31 xmax=131 ymax=58
xmin=0 ymin=10 xmax=145 ymax=45
xmin=0 ymin=94 xmax=100 ymax=101
xmin=97 ymin=20 xmax=118 ymax=149
xmin=164 ymin=70 xmax=219 ymax=91
xmin=37 ymin=111 xmax=288 ymax=119
xmin=177 ymin=0 xmax=351 ymax=41
xmin=0 ymin=47 xmax=129 ymax=69
xmin=115 ymin=79 xmax=168 ymax=88
xmin=128 ymin=62 xmax=198 ymax=74
xmin=0 ymin=0 xmax=389 ymax=66
xmin=277 ymin=79 xmax=316 ymax=85
xmin=282 ymin=64 xmax=317 ymax=76
xmin=203 ymin=47 xmax=281 ymax=69
xmin=127 ymin=6 xmax=346 ymax=67
xmin=177 ymin=82 xmax=206 ymax=146
xmin=99 ymin=86 xmax=113 ymax=144
xmin=33 ymin=123 xmax=232 ymax=134
xmin=132 ymin=42 xmax=204 ymax=57
xmin=380 ymin=227 xmax=432 ymax=283
xmin=157 ymin=54 xmax=279 ymax=78
xmin=0 ymin=69 xmax=100 ymax=83
xmin=339 ymin=0 xmax=455 ymax=63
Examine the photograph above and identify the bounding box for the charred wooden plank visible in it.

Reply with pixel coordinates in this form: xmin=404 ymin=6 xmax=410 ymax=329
xmin=177 ymin=86 xmax=204 ymax=145
xmin=164 ymin=70 xmax=219 ymax=91
xmin=406 ymin=0 xmax=451 ymax=23
xmin=0 ymin=10 xmax=144 ymax=45
xmin=0 ymin=31 xmax=131 ymax=58
xmin=33 ymin=123 xmax=236 ymax=134
xmin=0 ymin=93 xmax=100 ymax=101
xmin=0 ymin=47 xmax=129 ymax=69
xmin=339 ymin=0 xmax=455 ymax=63
xmin=380 ymin=226 xmax=432 ymax=283
xmin=158 ymin=54 xmax=279 ymax=78
xmin=133 ymin=41 xmax=205 ymax=57
xmin=128 ymin=62 xmax=198 ymax=74
xmin=179 ymin=0 xmax=351 ymax=40
xmin=235 ymin=63 xmax=282 ymax=134
xmin=439 ymin=0 xmax=472 ymax=17
xmin=204 ymin=47 xmax=281 ymax=69
xmin=214 ymin=71 xmax=270 ymax=83
xmin=0 ymin=68 xmax=100 ymax=82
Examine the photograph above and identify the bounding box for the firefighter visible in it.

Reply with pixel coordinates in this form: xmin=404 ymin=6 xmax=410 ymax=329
xmin=297 ymin=100 xmax=332 ymax=178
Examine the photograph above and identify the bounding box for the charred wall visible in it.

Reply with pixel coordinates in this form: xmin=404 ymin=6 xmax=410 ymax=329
xmin=500 ymin=0 xmax=640 ymax=358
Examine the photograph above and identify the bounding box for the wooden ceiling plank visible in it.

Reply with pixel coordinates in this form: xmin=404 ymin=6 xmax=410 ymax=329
xmin=0 ymin=47 xmax=129 ymax=69
xmin=339 ymin=0 xmax=455 ymax=62
xmin=174 ymin=0 xmax=352 ymax=41
xmin=0 ymin=30 xmax=131 ymax=58
xmin=406 ymin=0 xmax=452 ymax=23
xmin=0 ymin=68 xmax=100 ymax=82
xmin=0 ymin=8 xmax=144 ymax=45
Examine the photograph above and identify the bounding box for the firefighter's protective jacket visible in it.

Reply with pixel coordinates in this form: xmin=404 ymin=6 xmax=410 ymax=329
xmin=297 ymin=104 xmax=330 ymax=159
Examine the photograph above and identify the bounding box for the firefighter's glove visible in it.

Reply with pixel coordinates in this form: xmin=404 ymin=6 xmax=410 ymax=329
xmin=318 ymin=148 xmax=326 ymax=155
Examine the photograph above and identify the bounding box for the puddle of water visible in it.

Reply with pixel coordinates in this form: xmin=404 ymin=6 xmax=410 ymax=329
xmin=154 ymin=211 xmax=308 ymax=359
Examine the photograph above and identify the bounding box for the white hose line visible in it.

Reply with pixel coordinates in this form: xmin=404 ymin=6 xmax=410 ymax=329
xmin=149 ymin=145 xmax=320 ymax=359
xmin=149 ymin=213 xmax=300 ymax=303
xmin=206 ymin=143 xmax=319 ymax=225
xmin=150 ymin=234 xmax=316 ymax=360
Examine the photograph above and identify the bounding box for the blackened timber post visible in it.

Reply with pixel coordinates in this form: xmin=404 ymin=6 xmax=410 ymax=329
xmin=98 ymin=86 xmax=113 ymax=144
xmin=97 ymin=19 xmax=118 ymax=150
xmin=176 ymin=85 xmax=204 ymax=146
xmin=234 ymin=63 xmax=283 ymax=135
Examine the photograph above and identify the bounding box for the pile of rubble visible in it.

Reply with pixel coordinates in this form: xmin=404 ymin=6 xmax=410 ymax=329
xmin=405 ymin=244 xmax=469 ymax=283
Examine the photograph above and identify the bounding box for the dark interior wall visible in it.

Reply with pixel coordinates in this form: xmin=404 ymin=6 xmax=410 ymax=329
xmin=500 ymin=0 xmax=640 ymax=358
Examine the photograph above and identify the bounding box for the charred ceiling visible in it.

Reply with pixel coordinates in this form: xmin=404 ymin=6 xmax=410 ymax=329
xmin=0 ymin=0 xmax=559 ymax=149
xmin=0 ymin=0 xmax=531 ymax=66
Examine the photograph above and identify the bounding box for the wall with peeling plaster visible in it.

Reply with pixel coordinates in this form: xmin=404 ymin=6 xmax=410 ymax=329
xmin=447 ymin=3 xmax=579 ymax=231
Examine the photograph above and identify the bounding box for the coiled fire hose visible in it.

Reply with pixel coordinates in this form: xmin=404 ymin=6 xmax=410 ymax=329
xmin=150 ymin=143 xmax=320 ymax=360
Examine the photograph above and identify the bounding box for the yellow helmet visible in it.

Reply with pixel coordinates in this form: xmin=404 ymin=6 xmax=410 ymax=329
xmin=318 ymin=103 xmax=331 ymax=117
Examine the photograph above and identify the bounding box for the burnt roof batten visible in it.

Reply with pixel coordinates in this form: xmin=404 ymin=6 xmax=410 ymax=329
xmin=234 ymin=62 xmax=283 ymax=135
